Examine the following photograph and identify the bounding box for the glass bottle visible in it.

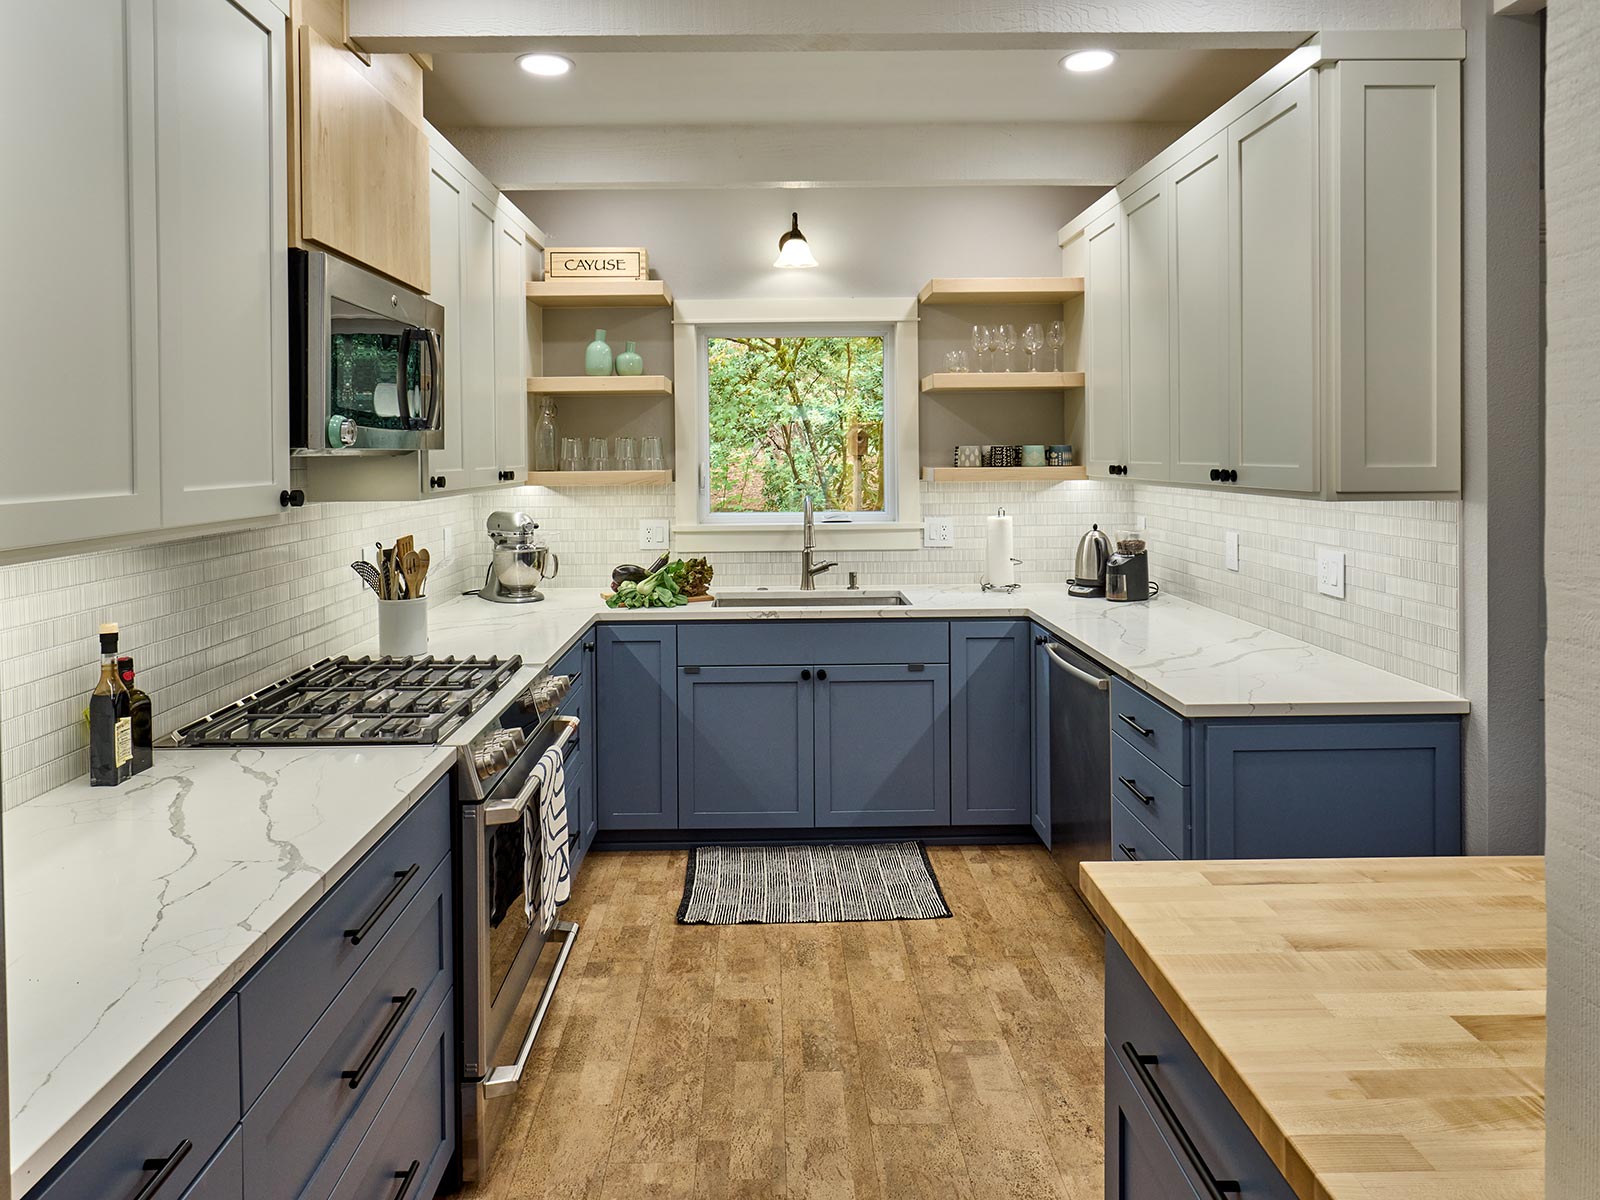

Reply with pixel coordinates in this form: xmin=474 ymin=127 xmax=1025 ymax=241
xmin=533 ymin=398 xmax=559 ymax=472
xmin=117 ymin=655 xmax=154 ymax=775
xmin=90 ymin=624 xmax=132 ymax=786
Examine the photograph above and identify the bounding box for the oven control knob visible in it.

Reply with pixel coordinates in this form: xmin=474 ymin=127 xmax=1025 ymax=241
xmin=328 ymin=415 xmax=358 ymax=448
xmin=503 ymin=729 xmax=527 ymax=756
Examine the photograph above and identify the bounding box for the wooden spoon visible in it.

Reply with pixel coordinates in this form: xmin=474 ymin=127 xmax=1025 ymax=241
xmin=400 ymin=549 xmax=430 ymax=600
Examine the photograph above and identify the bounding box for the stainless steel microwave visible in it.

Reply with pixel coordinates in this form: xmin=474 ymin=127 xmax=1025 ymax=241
xmin=290 ymin=249 xmax=446 ymax=454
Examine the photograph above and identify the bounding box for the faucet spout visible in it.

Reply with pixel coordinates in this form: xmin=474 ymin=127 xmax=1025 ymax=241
xmin=799 ymin=495 xmax=836 ymax=589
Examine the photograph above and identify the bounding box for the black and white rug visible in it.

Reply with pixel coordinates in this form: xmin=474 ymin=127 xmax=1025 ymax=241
xmin=677 ymin=842 xmax=951 ymax=925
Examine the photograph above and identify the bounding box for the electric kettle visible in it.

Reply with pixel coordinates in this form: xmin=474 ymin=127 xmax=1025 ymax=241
xmin=1069 ymin=524 xmax=1112 ymax=597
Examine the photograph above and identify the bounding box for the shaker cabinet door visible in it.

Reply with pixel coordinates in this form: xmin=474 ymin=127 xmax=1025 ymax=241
xmin=1167 ymin=131 xmax=1232 ymax=487
xmin=678 ymin=667 xmax=814 ymax=829
xmin=1083 ymin=206 xmax=1127 ymax=479
xmin=815 ymin=664 xmax=951 ymax=827
xmin=1123 ymin=177 xmax=1171 ymax=483
xmin=459 ymin=183 xmax=501 ymax=490
xmin=493 ymin=206 xmax=532 ymax=482
xmin=595 ymin=625 xmax=679 ymax=830
xmin=951 ymin=621 xmax=1032 ymax=825
xmin=425 ymin=153 xmax=466 ymax=487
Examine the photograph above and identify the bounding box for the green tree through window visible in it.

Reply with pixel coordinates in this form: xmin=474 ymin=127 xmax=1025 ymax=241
xmin=706 ymin=335 xmax=886 ymax=514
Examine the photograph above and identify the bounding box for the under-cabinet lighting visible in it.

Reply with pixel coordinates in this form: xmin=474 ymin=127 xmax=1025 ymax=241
xmin=517 ymin=53 xmax=574 ymax=77
xmin=1061 ymin=49 xmax=1117 ymax=73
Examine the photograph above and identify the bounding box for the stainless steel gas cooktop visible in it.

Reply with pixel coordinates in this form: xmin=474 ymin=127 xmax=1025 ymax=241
xmin=163 ymin=655 xmax=523 ymax=747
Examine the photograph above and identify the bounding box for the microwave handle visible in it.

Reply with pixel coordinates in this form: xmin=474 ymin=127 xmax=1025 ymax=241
xmin=395 ymin=326 xmax=419 ymax=429
xmin=421 ymin=327 xmax=443 ymax=430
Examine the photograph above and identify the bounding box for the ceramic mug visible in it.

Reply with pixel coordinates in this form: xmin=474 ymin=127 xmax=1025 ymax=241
xmin=956 ymin=445 xmax=983 ymax=468
xmin=1047 ymin=444 xmax=1073 ymax=466
xmin=1021 ymin=445 xmax=1047 ymax=467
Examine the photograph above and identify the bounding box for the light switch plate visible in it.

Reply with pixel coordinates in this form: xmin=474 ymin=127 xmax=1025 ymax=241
xmin=923 ymin=517 xmax=954 ymax=548
xmin=639 ymin=519 xmax=670 ymax=550
xmin=1316 ymin=547 xmax=1346 ymax=599
xmin=1224 ymin=531 xmax=1240 ymax=572
xmin=1132 ymin=515 xmax=1147 ymax=531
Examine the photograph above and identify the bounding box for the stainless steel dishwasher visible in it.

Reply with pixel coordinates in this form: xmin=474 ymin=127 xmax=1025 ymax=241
xmin=1043 ymin=637 xmax=1112 ymax=900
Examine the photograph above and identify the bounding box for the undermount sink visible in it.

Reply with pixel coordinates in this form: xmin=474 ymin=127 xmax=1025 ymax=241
xmin=713 ymin=591 xmax=913 ymax=608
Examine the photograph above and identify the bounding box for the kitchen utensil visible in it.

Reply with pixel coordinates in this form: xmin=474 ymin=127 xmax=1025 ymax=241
xmin=351 ymin=561 xmax=382 ymax=595
xmin=479 ymin=511 xmax=561 ymax=603
xmin=1070 ymin=523 xmax=1113 ymax=597
xmin=1105 ymin=550 xmax=1155 ymax=602
xmin=400 ymin=549 xmax=430 ymax=600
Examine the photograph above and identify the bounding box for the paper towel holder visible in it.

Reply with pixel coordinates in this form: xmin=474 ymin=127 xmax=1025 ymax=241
xmin=981 ymin=507 xmax=1023 ymax=593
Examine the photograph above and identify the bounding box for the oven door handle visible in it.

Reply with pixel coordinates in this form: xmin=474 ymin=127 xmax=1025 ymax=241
xmin=480 ymin=919 xmax=579 ymax=1100
xmin=482 ymin=716 xmax=579 ymax=828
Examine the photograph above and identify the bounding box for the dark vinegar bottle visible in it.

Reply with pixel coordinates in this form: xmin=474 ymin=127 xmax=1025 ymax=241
xmin=117 ymin=655 xmax=154 ymax=775
xmin=90 ymin=624 xmax=132 ymax=785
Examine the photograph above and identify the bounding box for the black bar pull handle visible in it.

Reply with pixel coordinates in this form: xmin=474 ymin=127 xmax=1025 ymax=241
xmin=130 ymin=1139 xmax=193 ymax=1200
xmin=392 ymin=1159 xmax=423 ymax=1200
xmin=1118 ymin=712 xmax=1154 ymax=738
xmin=1118 ymin=776 xmax=1155 ymax=807
xmin=1121 ymin=1043 xmax=1241 ymax=1198
xmin=343 ymin=987 xmax=418 ymax=1089
xmin=1116 ymin=843 xmax=1141 ymax=860
xmin=345 ymin=864 xmax=419 ymax=945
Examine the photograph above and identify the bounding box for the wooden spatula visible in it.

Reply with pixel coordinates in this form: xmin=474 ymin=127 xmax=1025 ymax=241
xmin=400 ymin=549 xmax=430 ymax=600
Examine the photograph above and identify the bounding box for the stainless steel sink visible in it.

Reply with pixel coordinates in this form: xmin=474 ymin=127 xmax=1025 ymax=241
xmin=713 ymin=591 xmax=912 ymax=608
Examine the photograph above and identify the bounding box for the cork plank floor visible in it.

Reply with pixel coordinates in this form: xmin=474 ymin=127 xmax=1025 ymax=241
xmin=453 ymin=845 xmax=1106 ymax=1200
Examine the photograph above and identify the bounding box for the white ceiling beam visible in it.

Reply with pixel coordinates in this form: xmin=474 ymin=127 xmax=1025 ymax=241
xmin=440 ymin=121 xmax=1188 ymax=190
xmin=348 ymin=0 xmax=1461 ymax=52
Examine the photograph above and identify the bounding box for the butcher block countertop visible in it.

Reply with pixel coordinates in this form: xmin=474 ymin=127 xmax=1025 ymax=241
xmin=1079 ymin=856 xmax=1546 ymax=1200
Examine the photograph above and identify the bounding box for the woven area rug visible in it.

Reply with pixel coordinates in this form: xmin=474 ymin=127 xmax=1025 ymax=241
xmin=677 ymin=842 xmax=951 ymax=925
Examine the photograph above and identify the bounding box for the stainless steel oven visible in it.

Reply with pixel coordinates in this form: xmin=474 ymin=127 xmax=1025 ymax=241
xmin=290 ymin=248 xmax=445 ymax=454
xmin=456 ymin=671 xmax=582 ymax=1184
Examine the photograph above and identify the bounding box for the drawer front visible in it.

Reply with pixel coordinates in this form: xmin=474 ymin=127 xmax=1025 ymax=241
xmin=677 ymin=621 xmax=949 ymax=666
xmin=35 ymin=1001 xmax=240 ymax=1200
xmin=1110 ymin=680 xmax=1190 ymax=783
xmin=328 ymin=992 xmax=456 ymax=1200
xmin=1112 ymin=798 xmax=1178 ymax=863
xmin=1112 ymin=733 xmax=1189 ymax=856
xmin=1105 ymin=1042 xmax=1203 ymax=1200
xmin=244 ymin=858 xmax=452 ymax=1200
xmin=1105 ymin=940 xmax=1298 ymax=1200
xmin=238 ymin=775 xmax=450 ymax=1106
xmin=180 ymin=1128 xmax=243 ymax=1200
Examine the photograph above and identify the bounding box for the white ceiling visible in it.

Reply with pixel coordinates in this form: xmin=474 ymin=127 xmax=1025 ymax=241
xmin=423 ymin=47 xmax=1287 ymax=129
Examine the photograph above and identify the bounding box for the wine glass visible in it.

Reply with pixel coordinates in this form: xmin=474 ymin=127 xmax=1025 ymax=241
xmin=971 ymin=324 xmax=990 ymax=372
xmin=1022 ymin=323 xmax=1044 ymax=371
xmin=1046 ymin=320 xmax=1064 ymax=371
xmin=996 ymin=323 xmax=1017 ymax=372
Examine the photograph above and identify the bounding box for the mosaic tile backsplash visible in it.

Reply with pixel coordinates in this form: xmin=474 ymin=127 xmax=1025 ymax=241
xmin=0 ymin=480 xmax=1460 ymax=808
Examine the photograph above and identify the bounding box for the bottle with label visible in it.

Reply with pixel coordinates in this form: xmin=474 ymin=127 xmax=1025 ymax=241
xmin=89 ymin=624 xmax=132 ymax=785
xmin=117 ymin=655 xmax=154 ymax=775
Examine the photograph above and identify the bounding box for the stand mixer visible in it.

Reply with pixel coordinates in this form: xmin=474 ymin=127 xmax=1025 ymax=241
xmin=477 ymin=511 xmax=560 ymax=603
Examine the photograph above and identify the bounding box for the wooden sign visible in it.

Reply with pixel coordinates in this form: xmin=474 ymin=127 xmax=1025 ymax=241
xmin=544 ymin=247 xmax=649 ymax=280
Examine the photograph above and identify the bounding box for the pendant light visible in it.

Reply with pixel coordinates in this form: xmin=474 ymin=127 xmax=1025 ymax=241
xmin=774 ymin=211 xmax=818 ymax=269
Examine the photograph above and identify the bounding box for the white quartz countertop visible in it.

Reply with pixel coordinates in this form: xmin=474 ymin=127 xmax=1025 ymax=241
xmin=5 ymin=581 xmax=1465 ymax=1193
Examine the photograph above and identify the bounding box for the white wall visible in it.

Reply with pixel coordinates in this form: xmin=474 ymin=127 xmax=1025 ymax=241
xmin=1544 ymin=0 xmax=1599 ymax=1191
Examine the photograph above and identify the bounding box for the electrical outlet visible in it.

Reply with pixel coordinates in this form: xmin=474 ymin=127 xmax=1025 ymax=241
xmin=639 ymin=519 xmax=670 ymax=551
xmin=1316 ymin=547 xmax=1346 ymax=599
xmin=1224 ymin=531 xmax=1240 ymax=572
xmin=923 ymin=517 xmax=954 ymax=548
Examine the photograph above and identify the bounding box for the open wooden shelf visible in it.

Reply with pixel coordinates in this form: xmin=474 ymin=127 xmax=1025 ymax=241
xmin=526 ymin=470 xmax=673 ymax=487
xmin=525 ymin=279 xmax=674 ymax=308
xmin=921 ymin=370 xmax=1085 ymax=392
xmin=921 ymin=465 xmax=1088 ymax=483
xmin=526 ymin=374 xmax=674 ymax=397
xmin=917 ymin=277 xmax=1085 ymax=305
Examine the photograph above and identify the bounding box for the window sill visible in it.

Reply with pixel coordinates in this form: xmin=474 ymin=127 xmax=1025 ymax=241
xmin=673 ymin=522 xmax=925 ymax=552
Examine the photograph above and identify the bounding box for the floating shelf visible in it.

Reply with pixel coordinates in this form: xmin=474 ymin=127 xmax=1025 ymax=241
xmin=526 ymin=470 xmax=673 ymax=487
xmin=917 ymin=277 xmax=1085 ymax=306
xmin=921 ymin=466 xmax=1088 ymax=483
xmin=525 ymin=279 xmax=674 ymax=308
xmin=526 ymin=375 xmax=674 ymax=397
xmin=921 ymin=371 xmax=1085 ymax=392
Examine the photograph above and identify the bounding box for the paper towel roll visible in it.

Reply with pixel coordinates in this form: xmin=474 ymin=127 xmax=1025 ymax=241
xmin=984 ymin=511 xmax=1016 ymax=589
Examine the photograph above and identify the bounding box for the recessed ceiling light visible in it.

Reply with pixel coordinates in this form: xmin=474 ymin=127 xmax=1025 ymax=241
xmin=1061 ymin=49 xmax=1117 ymax=73
xmin=517 ymin=53 xmax=573 ymax=77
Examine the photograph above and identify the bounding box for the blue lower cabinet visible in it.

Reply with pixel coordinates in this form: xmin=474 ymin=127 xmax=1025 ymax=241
xmin=1030 ymin=628 xmax=1051 ymax=846
xmin=1105 ymin=1042 xmax=1203 ymax=1200
xmin=678 ymin=666 xmax=815 ymax=828
xmin=815 ymin=663 xmax=951 ymax=826
xmin=180 ymin=1129 xmax=243 ymax=1200
xmin=596 ymin=624 xmax=678 ymax=830
xmin=951 ymin=620 xmax=1032 ymax=824
xmin=1197 ymin=718 xmax=1463 ymax=858
xmin=1111 ymin=798 xmax=1178 ymax=863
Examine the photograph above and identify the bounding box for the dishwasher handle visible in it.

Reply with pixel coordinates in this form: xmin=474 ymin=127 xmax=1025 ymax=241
xmin=1043 ymin=640 xmax=1110 ymax=691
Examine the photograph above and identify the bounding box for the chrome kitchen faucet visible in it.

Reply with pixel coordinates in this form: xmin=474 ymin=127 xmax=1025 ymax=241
xmin=800 ymin=495 xmax=839 ymax=590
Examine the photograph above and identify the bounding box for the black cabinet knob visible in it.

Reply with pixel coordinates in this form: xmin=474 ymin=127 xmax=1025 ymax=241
xmin=429 ymin=475 xmax=447 ymax=490
xmin=583 ymin=641 xmax=595 ymax=652
xmin=1209 ymin=469 xmax=1221 ymax=482
xmin=816 ymin=669 xmax=828 ymax=681
xmin=1225 ymin=469 xmax=1238 ymax=483
xmin=800 ymin=669 xmax=812 ymax=680
xmin=279 ymin=489 xmax=305 ymax=508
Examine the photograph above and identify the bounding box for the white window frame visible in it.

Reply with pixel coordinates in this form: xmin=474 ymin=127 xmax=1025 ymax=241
xmin=673 ymin=298 xmax=922 ymax=551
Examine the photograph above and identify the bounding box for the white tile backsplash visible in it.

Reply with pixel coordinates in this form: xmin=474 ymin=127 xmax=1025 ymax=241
xmin=0 ymin=478 xmax=1463 ymax=809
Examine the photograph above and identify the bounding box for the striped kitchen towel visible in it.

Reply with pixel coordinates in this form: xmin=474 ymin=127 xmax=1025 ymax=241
xmin=523 ymin=745 xmax=572 ymax=929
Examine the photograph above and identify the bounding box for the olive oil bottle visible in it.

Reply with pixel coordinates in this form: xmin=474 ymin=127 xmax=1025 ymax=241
xmin=89 ymin=624 xmax=132 ymax=785
xmin=117 ymin=655 xmax=153 ymax=775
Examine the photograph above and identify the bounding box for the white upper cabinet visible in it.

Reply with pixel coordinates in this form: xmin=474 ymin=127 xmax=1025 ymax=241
xmin=2 ymin=0 xmax=162 ymax=552
xmin=156 ymin=0 xmax=289 ymax=527
xmin=1168 ymin=132 xmax=1232 ymax=486
xmin=426 ymin=152 xmax=466 ymax=492
xmin=1228 ymin=71 xmax=1319 ymax=494
xmin=493 ymin=203 xmax=534 ymax=482
xmin=1083 ymin=208 xmax=1127 ymax=479
xmin=460 ymin=184 xmax=500 ymax=490
xmin=1123 ymin=176 xmax=1172 ymax=481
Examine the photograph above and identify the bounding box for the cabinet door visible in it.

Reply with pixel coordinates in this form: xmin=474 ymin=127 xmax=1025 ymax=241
xmin=1168 ymin=131 xmax=1232 ymax=486
xmin=1083 ymin=206 xmax=1127 ymax=479
xmin=595 ymin=625 xmax=678 ymax=830
xmin=678 ymin=667 xmax=814 ymax=829
xmin=1123 ymin=177 xmax=1171 ymax=482
xmin=951 ymin=621 xmax=1032 ymax=825
xmin=1031 ymin=630 xmax=1051 ymax=847
xmin=1105 ymin=1044 xmax=1204 ymax=1200
xmin=815 ymin=665 xmax=950 ymax=827
xmin=425 ymin=153 xmax=465 ymax=487
xmin=1229 ymin=72 xmax=1318 ymax=493
xmin=459 ymin=183 xmax=500 ymax=490
xmin=156 ymin=0 xmax=289 ymax=527
xmin=1 ymin=0 xmax=162 ymax=551
xmin=493 ymin=204 xmax=532 ymax=482
xmin=1331 ymin=60 xmax=1461 ymax=493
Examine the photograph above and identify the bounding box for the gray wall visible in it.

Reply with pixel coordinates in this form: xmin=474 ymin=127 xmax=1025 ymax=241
xmin=1545 ymin=1 xmax=1599 ymax=1191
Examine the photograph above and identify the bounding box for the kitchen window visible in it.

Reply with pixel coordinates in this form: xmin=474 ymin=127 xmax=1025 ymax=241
xmin=673 ymin=299 xmax=922 ymax=550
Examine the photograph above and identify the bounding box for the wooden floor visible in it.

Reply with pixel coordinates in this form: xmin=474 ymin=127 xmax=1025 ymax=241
xmin=455 ymin=845 xmax=1107 ymax=1200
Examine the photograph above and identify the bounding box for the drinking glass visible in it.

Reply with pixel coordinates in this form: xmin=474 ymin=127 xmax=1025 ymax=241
xmin=944 ymin=349 xmax=962 ymax=373
xmin=641 ymin=436 xmax=664 ymax=471
xmin=616 ymin=436 xmax=639 ymax=471
xmin=1046 ymin=320 xmax=1064 ymax=371
xmin=1022 ymin=323 xmax=1044 ymax=371
xmin=996 ymin=323 xmax=1017 ymax=371
xmin=560 ymin=436 xmax=583 ymax=472
xmin=971 ymin=324 xmax=990 ymax=372
xmin=587 ymin=436 xmax=609 ymax=471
